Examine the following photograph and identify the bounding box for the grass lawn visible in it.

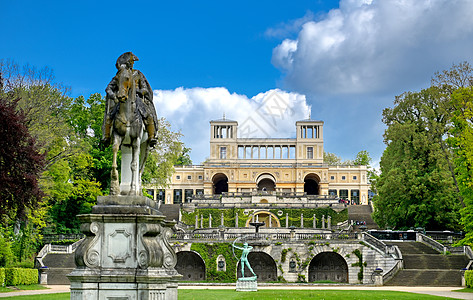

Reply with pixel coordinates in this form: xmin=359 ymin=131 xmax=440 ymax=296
xmin=0 ymin=290 xmax=457 ymax=300
xmin=453 ymin=287 xmax=473 ymax=293
xmin=0 ymin=285 xmax=48 ymax=293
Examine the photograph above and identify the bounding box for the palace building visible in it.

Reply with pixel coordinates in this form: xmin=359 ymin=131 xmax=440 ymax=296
xmin=147 ymin=118 xmax=370 ymax=206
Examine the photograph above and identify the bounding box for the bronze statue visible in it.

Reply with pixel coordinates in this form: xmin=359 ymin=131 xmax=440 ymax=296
xmin=102 ymin=52 xmax=158 ymax=195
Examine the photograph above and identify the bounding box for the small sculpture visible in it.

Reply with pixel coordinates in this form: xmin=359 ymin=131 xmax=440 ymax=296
xmin=102 ymin=52 xmax=158 ymax=195
xmin=232 ymin=239 xmax=256 ymax=280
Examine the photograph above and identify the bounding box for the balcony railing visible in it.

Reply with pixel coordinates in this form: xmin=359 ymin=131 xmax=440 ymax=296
xmin=170 ymin=232 xmax=358 ymax=242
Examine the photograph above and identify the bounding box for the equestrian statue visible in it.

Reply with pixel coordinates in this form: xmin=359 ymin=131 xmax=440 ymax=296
xmin=102 ymin=52 xmax=158 ymax=196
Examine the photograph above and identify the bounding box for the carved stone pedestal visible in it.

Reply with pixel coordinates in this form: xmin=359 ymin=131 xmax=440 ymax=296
xmin=236 ymin=278 xmax=257 ymax=292
xmin=68 ymin=196 xmax=181 ymax=300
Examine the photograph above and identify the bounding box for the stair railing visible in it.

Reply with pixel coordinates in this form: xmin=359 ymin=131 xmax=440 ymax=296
xmin=362 ymin=232 xmax=388 ymax=254
xmin=382 ymin=252 xmax=403 ymax=285
xmin=417 ymin=233 xmax=446 ymax=254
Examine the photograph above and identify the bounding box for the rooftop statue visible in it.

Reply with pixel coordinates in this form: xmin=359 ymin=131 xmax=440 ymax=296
xmin=102 ymin=52 xmax=158 ymax=196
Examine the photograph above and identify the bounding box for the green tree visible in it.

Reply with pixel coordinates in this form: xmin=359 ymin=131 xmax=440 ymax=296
xmin=142 ymin=118 xmax=185 ymax=188
xmin=353 ymin=150 xmax=372 ymax=166
xmin=373 ymin=87 xmax=460 ymax=230
xmin=449 ymin=87 xmax=473 ymax=244
xmin=176 ymin=147 xmax=193 ymax=166
xmin=323 ymin=152 xmax=342 ymax=165
xmin=0 ymin=59 xmax=84 ymax=171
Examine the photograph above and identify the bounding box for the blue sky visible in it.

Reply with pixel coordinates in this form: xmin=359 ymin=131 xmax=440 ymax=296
xmin=3 ymin=0 xmax=473 ymax=165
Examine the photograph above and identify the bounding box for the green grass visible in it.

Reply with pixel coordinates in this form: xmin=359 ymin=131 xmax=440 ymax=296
xmin=0 ymin=285 xmax=48 ymax=293
xmin=453 ymin=287 xmax=473 ymax=293
xmin=0 ymin=293 xmax=68 ymax=299
xmin=0 ymin=290 xmax=456 ymax=300
xmin=178 ymin=290 xmax=456 ymax=299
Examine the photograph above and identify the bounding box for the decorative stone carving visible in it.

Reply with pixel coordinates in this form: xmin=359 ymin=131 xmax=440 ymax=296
xmin=138 ymin=223 xmax=163 ymax=268
xmin=108 ymin=229 xmax=132 ymax=263
xmin=74 ymin=221 xmax=101 ymax=268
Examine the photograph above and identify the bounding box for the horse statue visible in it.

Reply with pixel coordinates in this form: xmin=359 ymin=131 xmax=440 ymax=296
xmin=102 ymin=52 xmax=158 ymax=196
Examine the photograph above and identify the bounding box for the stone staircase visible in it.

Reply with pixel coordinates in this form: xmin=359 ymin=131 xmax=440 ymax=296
xmin=159 ymin=204 xmax=180 ymax=221
xmin=348 ymin=205 xmax=378 ymax=230
xmin=384 ymin=242 xmax=468 ymax=286
xmin=42 ymin=252 xmax=75 ymax=284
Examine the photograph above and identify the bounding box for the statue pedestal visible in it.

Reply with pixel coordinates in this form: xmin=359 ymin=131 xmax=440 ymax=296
xmin=68 ymin=196 xmax=181 ymax=300
xmin=236 ymin=277 xmax=257 ymax=292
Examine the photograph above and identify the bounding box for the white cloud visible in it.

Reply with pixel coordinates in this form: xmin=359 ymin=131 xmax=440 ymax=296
xmin=272 ymin=0 xmax=473 ymax=95
xmin=154 ymin=88 xmax=310 ymax=164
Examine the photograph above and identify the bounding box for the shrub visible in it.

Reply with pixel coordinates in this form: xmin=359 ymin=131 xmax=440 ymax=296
xmin=5 ymin=268 xmax=38 ymax=285
xmin=0 ymin=268 xmax=5 ymax=287
xmin=465 ymin=270 xmax=473 ymax=288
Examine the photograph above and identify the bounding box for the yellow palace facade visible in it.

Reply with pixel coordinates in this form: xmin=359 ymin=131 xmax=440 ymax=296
xmin=147 ymin=118 xmax=370 ymax=205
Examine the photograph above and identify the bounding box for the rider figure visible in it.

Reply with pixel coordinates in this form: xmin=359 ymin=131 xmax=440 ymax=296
xmin=103 ymin=52 xmax=158 ymax=147
xmin=233 ymin=242 xmax=256 ymax=278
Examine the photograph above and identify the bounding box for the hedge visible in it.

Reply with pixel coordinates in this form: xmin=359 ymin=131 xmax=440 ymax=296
xmin=0 ymin=268 xmax=4 ymax=287
xmin=4 ymin=268 xmax=38 ymax=286
xmin=465 ymin=270 xmax=473 ymax=288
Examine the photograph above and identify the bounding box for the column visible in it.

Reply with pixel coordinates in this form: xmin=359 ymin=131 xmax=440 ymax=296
xmin=235 ymin=213 xmax=239 ymax=228
xmin=221 ymin=212 xmax=224 ymax=226
xmin=301 ymin=213 xmax=304 ymax=228
xmin=201 ymin=215 xmax=203 ymax=228
xmin=328 ymin=216 xmax=331 ymax=230
xmin=322 ymin=215 xmax=325 ymax=229
xmin=313 ymin=214 xmax=316 ymax=228
xmin=286 ymin=213 xmax=289 ymax=228
xmin=209 ymin=214 xmax=212 ymax=228
xmin=195 ymin=215 xmax=199 ymax=229
xmin=269 ymin=214 xmax=272 ymax=228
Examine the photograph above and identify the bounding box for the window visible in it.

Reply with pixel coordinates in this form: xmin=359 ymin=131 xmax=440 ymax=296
xmin=351 ymin=189 xmax=360 ymax=204
xmin=146 ymin=189 xmax=154 ymax=198
xmin=339 ymin=189 xmax=348 ymax=200
xmin=353 ymin=176 xmax=357 ymax=180
xmin=176 ymin=175 xmax=181 ymax=180
xmin=196 ymin=189 xmax=204 ymax=195
xmin=341 ymin=176 xmax=346 ymax=180
xmin=173 ymin=189 xmax=182 ymax=204
xmin=328 ymin=189 xmax=337 ymax=196
xmin=198 ymin=175 xmax=203 ymax=180
xmin=184 ymin=189 xmax=194 ymax=203
xmin=156 ymin=189 xmax=165 ymax=202
xmin=307 ymin=147 xmax=313 ymax=159
xmin=187 ymin=175 xmax=192 ymax=180
xmin=220 ymin=146 xmax=227 ymax=159
xmin=330 ymin=176 xmax=335 ymax=180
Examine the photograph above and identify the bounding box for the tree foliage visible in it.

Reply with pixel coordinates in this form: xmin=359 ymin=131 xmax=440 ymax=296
xmin=449 ymin=87 xmax=473 ymax=244
xmin=373 ymin=66 xmax=469 ymax=230
xmin=0 ymin=97 xmax=45 ymax=221
xmin=142 ymin=118 xmax=186 ymax=187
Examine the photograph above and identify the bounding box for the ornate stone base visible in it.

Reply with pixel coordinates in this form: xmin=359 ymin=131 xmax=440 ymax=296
xmin=236 ymin=278 xmax=258 ymax=292
xmin=68 ymin=196 xmax=181 ymax=300
xmin=70 ymin=280 xmax=179 ymax=300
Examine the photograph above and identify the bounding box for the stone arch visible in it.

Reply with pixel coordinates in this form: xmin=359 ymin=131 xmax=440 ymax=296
xmin=256 ymin=173 xmax=276 ymax=192
xmin=175 ymin=251 xmax=206 ymax=281
xmin=304 ymin=173 xmax=320 ymax=195
xmin=308 ymin=252 xmax=348 ymax=283
xmin=212 ymin=173 xmax=228 ymax=194
xmin=237 ymin=251 xmax=277 ymax=282
xmin=245 ymin=211 xmax=281 ymax=227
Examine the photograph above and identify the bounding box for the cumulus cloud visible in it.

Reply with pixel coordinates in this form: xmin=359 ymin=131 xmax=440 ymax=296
xmin=272 ymin=0 xmax=473 ymax=95
xmin=154 ymin=88 xmax=310 ymax=163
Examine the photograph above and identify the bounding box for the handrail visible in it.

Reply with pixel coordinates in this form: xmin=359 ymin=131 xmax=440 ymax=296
xmin=417 ymin=233 xmax=446 ymax=254
xmin=171 ymin=232 xmax=359 ymax=242
xmin=383 ymin=258 xmax=403 ymax=284
xmin=465 ymin=246 xmax=473 ymax=260
xmin=362 ymin=232 xmax=388 ymax=254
